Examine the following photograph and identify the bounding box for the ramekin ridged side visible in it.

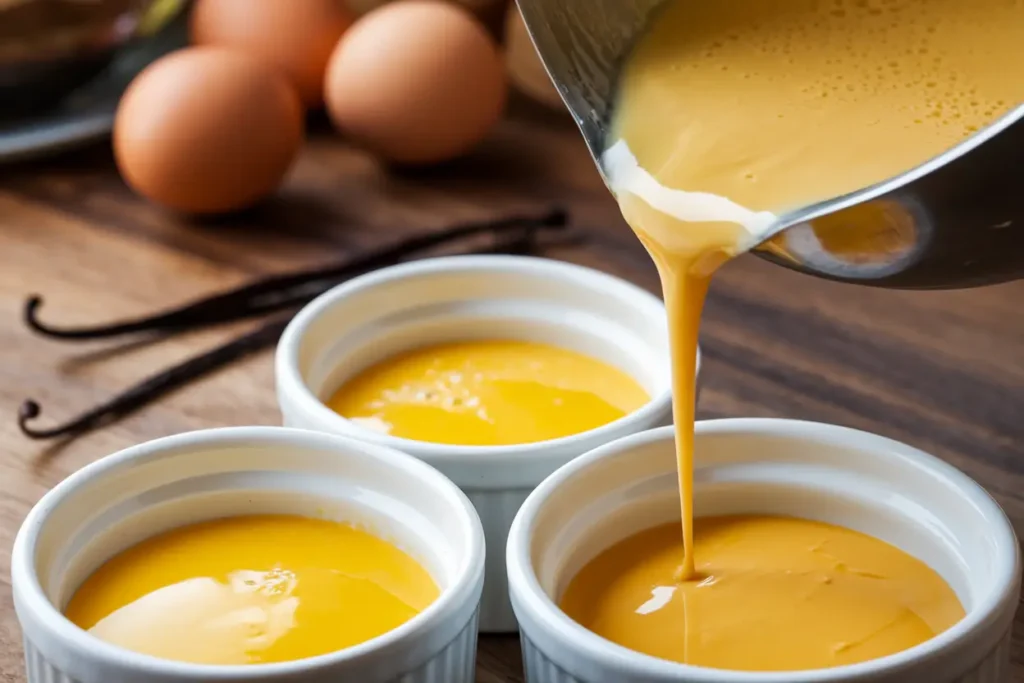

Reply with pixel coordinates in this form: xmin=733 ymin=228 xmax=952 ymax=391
xmin=13 ymin=427 xmax=485 ymax=683
xmin=516 ymin=632 xmax=1013 ymax=683
xmin=276 ymin=255 xmax=682 ymax=632
xmin=21 ymin=615 xmax=481 ymax=683
xmin=508 ymin=420 xmax=1021 ymax=683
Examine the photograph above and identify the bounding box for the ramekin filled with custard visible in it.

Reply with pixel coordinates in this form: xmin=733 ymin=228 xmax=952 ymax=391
xmin=507 ymin=420 xmax=1020 ymax=683
xmin=12 ymin=427 xmax=484 ymax=683
xmin=275 ymin=254 xmax=680 ymax=632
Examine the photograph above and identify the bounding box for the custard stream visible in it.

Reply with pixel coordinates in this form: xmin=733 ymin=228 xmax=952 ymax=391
xmin=65 ymin=516 xmax=439 ymax=665
xmin=591 ymin=0 xmax=1019 ymax=667
xmin=328 ymin=340 xmax=648 ymax=446
xmin=614 ymin=0 xmax=1022 ymax=582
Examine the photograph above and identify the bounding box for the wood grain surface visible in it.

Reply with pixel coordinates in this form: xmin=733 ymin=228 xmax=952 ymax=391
xmin=0 ymin=101 xmax=1021 ymax=682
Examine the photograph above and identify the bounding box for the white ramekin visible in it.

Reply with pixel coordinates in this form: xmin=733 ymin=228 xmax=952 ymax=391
xmin=275 ymin=254 xmax=679 ymax=633
xmin=11 ymin=427 xmax=485 ymax=683
xmin=508 ymin=420 xmax=1021 ymax=683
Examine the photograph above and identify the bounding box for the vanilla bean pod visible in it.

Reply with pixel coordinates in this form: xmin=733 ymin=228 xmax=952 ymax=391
xmin=25 ymin=208 xmax=568 ymax=341
xmin=18 ymin=317 xmax=291 ymax=440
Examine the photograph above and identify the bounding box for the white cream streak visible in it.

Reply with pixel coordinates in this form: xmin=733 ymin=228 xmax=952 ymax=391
xmin=601 ymin=139 xmax=778 ymax=250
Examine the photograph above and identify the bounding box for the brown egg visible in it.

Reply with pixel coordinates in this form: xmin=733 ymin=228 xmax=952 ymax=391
xmin=114 ymin=47 xmax=304 ymax=215
xmin=191 ymin=0 xmax=354 ymax=107
xmin=325 ymin=0 xmax=507 ymax=165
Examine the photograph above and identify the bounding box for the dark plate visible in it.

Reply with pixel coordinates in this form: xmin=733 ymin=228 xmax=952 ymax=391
xmin=0 ymin=17 xmax=187 ymax=164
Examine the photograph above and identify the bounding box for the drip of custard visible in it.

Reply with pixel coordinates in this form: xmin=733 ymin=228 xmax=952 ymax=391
xmin=64 ymin=515 xmax=439 ymax=665
xmin=561 ymin=516 xmax=965 ymax=670
xmin=327 ymin=340 xmax=649 ymax=446
xmin=607 ymin=0 xmax=1024 ymax=580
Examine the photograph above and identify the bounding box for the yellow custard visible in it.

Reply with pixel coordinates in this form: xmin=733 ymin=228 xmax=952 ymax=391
xmin=327 ymin=340 xmax=649 ymax=446
xmin=562 ymin=516 xmax=965 ymax=670
xmin=607 ymin=0 xmax=1024 ymax=581
xmin=64 ymin=515 xmax=439 ymax=665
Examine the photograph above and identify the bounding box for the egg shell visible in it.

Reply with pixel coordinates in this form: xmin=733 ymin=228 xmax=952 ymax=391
xmin=191 ymin=0 xmax=354 ymax=107
xmin=114 ymin=47 xmax=304 ymax=215
xmin=325 ymin=0 xmax=507 ymax=165
xmin=345 ymin=0 xmax=507 ymax=36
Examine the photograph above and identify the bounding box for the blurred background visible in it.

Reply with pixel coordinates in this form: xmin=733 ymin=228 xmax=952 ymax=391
xmin=0 ymin=0 xmax=564 ymax=165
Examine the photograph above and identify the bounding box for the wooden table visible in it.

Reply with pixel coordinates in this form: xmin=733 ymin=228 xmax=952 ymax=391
xmin=0 ymin=102 xmax=1021 ymax=682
